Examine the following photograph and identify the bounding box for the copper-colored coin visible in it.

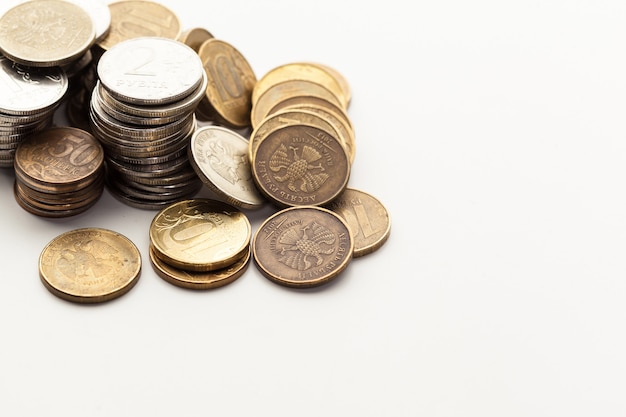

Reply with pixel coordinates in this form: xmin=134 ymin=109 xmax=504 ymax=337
xmin=149 ymin=199 xmax=252 ymax=272
xmin=252 ymin=206 xmax=354 ymax=288
xmin=0 ymin=0 xmax=96 ymax=67
xmin=189 ymin=125 xmax=266 ymax=210
xmin=252 ymin=63 xmax=348 ymax=110
xmin=324 ymin=188 xmax=391 ymax=257
xmin=197 ymin=38 xmax=256 ymax=127
xmin=250 ymin=79 xmax=344 ymax=129
xmin=39 ymin=228 xmax=142 ymax=303
xmin=97 ymin=0 xmax=181 ymax=50
xmin=150 ymin=245 xmax=250 ymax=290
xmin=177 ymin=27 xmax=214 ymax=53
xmin=251 ymin=123 xmax=350 ymax=207
xmin=15 ymin=127 xmax=104 ymax=188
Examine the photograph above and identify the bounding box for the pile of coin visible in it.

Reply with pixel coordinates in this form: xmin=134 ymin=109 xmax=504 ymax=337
xmin=13 ymin=126 xmax=105 ymax=217
xmin=248 ymin=63 xmax=356 ymax=209
xmin=89 ymin=36 xmax=207 ymax=209
xmin=148 ymin=199 xmax=252 ymax=289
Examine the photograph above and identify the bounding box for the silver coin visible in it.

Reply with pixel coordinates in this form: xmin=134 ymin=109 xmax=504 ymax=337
xmin=0 ymin=57 xmax=68 ymax=115
xmin=97 ymin=36 xmax=204 ymax=105
xmin=65 ymin=0 xmax=111 ymax=42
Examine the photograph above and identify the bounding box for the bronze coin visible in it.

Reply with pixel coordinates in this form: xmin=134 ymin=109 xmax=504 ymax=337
xmin=251 ymin=124 xmax=350 ymax=207
xmin=252 ymin=206 xmax=354 ymax=288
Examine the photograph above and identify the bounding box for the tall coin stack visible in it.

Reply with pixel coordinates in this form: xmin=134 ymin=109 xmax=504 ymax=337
xmin=89 ymin=37 xmax=207 ymax=210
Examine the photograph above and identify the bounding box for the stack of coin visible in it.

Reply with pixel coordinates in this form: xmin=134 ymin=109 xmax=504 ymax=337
xmin=89 ymin=36 xmax=207 ymax=209
xmin=149 ymin=199 xmax=252 ymax=289
xmin=0 ymin=57 xmax=68 ymax=168
xmin=13 ymin=127 xmax=105 ymax=217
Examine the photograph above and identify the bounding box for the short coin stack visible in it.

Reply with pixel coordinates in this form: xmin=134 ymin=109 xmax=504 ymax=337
xmin=89 ymin=36 xmax=207 ymax=209
xmin=149 ymin=199 xmax=252 ymax=289
xmin=13 ymin=127 xmax=105 ymax=217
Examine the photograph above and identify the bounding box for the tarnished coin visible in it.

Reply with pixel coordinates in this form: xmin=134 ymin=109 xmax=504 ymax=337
xmin=0 ymin=56 xmax=68 ymax=116
xmin=39 ymin=228 xmax=142 ymax=303
xmin=251 ymin=123 xmax=351 ymax=207
xmin=0 ymin=0 xmax=96 ymax=67
xmin=325 ymin=188 xmax=391 ymax=257
xmin=177 ymin=27 xmax=214 ymax=52
xmin=197 ymin=38 xmax=256 ymax=127
xmin=98 ymin=37 xmax=204 ymax=106
xmin=150 ymin=245 xmax=250 ymax=290
xmin=189 ymin=125 xmax=265 ymax=210
xmin=252 ymin=206 xmax=354 ymax=288
xmin=97 ymin=0 xmax=181 ymax=50
xmin=149 ymin=199 xmax=252 ymax=272
xmin=252 ymin=63 xmax=349 ymax=110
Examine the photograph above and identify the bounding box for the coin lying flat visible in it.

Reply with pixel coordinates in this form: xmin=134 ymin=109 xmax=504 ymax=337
xmin=39 ymin=228 xmax=142 ymax=303
xmin=97 ymin=0 xmax=181 ymax=50
xmin=149 ymin=245 xmax=250 ymax=290
xmin=0 ymin=0 xmax=96 ymax=67
xmin=324 ymin=188 xmax=391 ymax=257
xmin=189 ymin=125 xmax=266 ymax=210
xmin=149 ymin=199 xmax=252 ymax=272
xmin=252 ymin=206 xmax=354 ymax=288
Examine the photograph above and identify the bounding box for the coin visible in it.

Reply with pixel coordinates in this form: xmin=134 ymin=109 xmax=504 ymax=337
xmin=189 ymin=125 xmax=266 ymax=210
xmin=66 ymin=0 xmax=111 ymax=42
xmin=149 ymin=199 xmax=252 ymax=272
xmin=252 ymin=206 xmax=354 ymax=288
xmin=149 ymin=244 xmax=250 ymax=290
xmin=197 ymin=38 xmax=256 ymax=127
xmin=97 ymin=36 xmax=204 ymax=106
xmin=177 ymin=27 xmax=214 ymax=53
xmin=97 ymin=0 xmax=181 ymax=51
xmin=324 ymin=188 xmax=391 ymax=257
xmin=251 ymin=123 xmax=351 ymax=207
xmin=39 ymin=228 xmax=141 ymax=303
xmin=0 ymin=0 xmax=96 ymax=67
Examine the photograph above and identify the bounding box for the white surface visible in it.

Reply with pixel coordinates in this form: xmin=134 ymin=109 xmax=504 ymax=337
xmin=1 ymin=0 xmax=626 ymax=416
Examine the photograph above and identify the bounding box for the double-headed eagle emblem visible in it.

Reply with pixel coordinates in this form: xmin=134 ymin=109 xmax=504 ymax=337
xmin=269 ymin=144 xmax=329 ymax=192
xmin=277 ymin=221 xmax=336 ymax=270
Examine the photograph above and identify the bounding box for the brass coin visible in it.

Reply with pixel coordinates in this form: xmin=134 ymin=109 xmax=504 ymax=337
xmin=189 ymin=125 xmax=266 ymax=210
xmin=324 ymin=188 xmax=391 ymax=257
xmin=97 ymin=0 xmax=181 ymax=50
xmin=252 ymin=63 xmax=348 ymax=110
xmin=0 ymin=0 xmax=96 ymax=67
xmin=251 ymin=123 xmax=351 ymax=207
xmin=149 ymin=199 xmax=252 ymax=272
xmin=252 ymin=206 xmax=354 ymax=288
xmin=177 ymin=27 xmax=214 ymax=53
xmin=39 ymin=228 xmax=142 ymax=303
xmin=149 ymin=245 xmax=250 ymax=290
xmin=197 ymin=38 xmax=256 ymax=127
xmin=14 ymin=126 xmax=104 ymax=188
xmin=299 ymin=62 xmax=351 ymax=109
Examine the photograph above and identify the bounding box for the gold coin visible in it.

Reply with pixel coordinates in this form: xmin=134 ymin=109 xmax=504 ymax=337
xmin=0 ymin=0 xmax=96 ymax=67
xmin=39 ymin=228 xmax=142 ymax=303
xmin=149 ymin=199 xmax=252 ymax=272
xmin=97 ymin=0 xmax=181 ymax=50
xmin=149 ymin=245 xmax=250 ymax=290
xmin=250 ymin=79 xmax=344 ymax=129
xmin=324 ymin=188 xmax=391 ymax=257
xmin=197 ymin=38 xmax=256 ymax=127
xmin=252 ymin=63 xmax=349 ymax=110
xmin=252 ymin=206 xmax=354 ymax=288
xmin=177 ymin=27 xmax=214 ymax=53
xmin=299 ymin=62 xmax=351 ymax=109
xmin=250 ymin=123 xmax=351 ymax=207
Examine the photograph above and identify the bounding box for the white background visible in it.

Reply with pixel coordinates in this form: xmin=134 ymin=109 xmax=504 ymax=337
xmin=1 ymin=0 xmax=625 ymax=416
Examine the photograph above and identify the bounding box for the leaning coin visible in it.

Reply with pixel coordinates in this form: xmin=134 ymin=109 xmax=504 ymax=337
xmin=97 ymin=0 xmax=181 ymax=50
xmin=189 ymin=125 xmax=266 ymax=210
xmin=177 ymin=27 xmax=214 ymax=53
xmin=324 ymin=188 xmax=391 ymax=257
xmin=39 ymin=228 xmax=142 ymax=303
xmin=149 ymin=199 xmax=252 ymax=272
xmin=197 ymin=38 xmax=256 ymax=127
xmin=0 ymin=0 xmax=95 ymax=67
xmin=150 ymin=245 xmax=250 ymax=290
xmin=252 ymin=206 xmax=354 ymax=288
